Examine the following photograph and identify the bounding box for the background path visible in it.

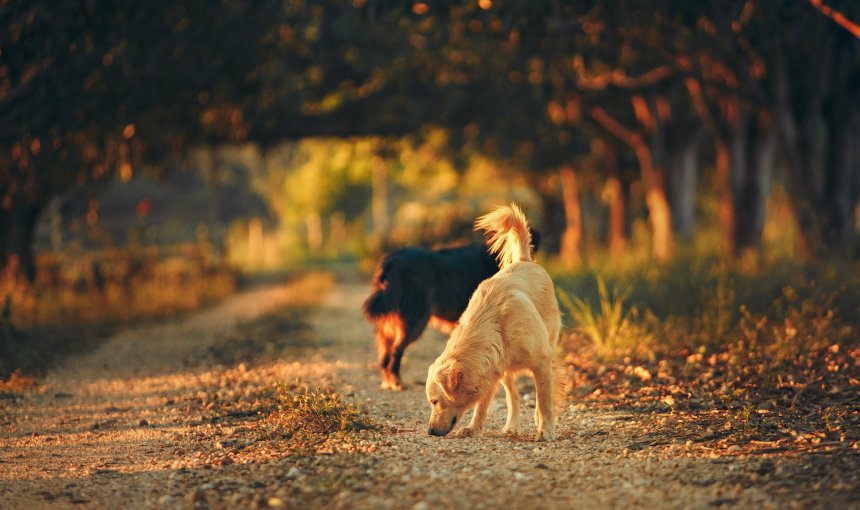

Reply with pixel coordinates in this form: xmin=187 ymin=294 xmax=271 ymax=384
xmin=0 ymin=273 xmax=851 ymax=509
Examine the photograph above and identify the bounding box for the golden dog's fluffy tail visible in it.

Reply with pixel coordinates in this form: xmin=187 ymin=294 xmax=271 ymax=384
xmin=475 ymin=203 xmax=533 ymax=268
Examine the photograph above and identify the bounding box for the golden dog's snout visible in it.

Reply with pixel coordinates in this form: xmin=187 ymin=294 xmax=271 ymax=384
xmin=427 ymin=415 xmax=457 ymax=436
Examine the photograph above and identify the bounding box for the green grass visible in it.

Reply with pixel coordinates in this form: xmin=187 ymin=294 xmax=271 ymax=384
xmin=4 ymin=245 xmax=236 ymax=328
xmin=266 ymin=387 xmax=375 ymax=438
xmin=558 ymin=277 xmax=654 ymax=359
xmin=554 ymin=255 xmax=859 ymax=358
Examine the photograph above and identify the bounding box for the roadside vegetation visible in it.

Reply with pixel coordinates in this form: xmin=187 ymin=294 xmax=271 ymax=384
xmin=0 ymin=244 xmax=236 ymax=378
xmin=556 ymin=254 xmax=859 ymax=456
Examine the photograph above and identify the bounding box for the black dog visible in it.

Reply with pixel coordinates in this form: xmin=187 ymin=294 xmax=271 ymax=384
xmin=363 ymin=231 xmax=540 ymax=390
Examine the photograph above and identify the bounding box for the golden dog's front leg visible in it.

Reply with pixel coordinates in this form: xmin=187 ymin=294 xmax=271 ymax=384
xmin=500 ymin=372 xmax=520 ymax=435
xmin=455 ymin=395 xmax=491 ymax=438
xmin=533 ymin=366 xmax=557 ymax=441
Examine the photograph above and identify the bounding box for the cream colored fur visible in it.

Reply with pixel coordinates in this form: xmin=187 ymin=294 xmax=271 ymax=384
xmin=426 ymin=204 xmax=562 ymax=441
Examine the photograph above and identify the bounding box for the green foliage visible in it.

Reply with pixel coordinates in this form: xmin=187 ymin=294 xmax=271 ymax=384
xmin=556 ymin=253 xmax=860 ymax=370
xmin=219 ymin=131 xmax=542 ymax=271
xmin=559 ymin=277 xmax=653 ymax=359
xmin=2 ymin=245 xmax=235 ymax=328
xmin=737 ymin=287 xmax=854 ymax=363
xmin=3 ymin=0 xmax=858 ymax=283
xmin=697 ymin=275 xmax=737 ymax=348
xmin=262 ymin=139 xmax=375 ymax=222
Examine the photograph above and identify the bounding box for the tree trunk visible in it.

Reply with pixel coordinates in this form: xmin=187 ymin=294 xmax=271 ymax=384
xmin=305 ymin=211 xmax=323 ymax=253
xmin=713 ymin=140 xmax=736 ymax=257
xmin=558 ymin=165 xmax=582 ymax=267
xmin=773 ymin=32 xmax=858 ymax=259
xmin=594 ymin=139 xmax=626 ymax=254
xmin=590 ymin=106 xmax=673 ymax=261
xmin=604 ymin=175 xmax=626 ymax=255
xmin=201 ymin=147 xmax=225 ymax=263
xmin=752 ymin=126 xmax=776 ymax=248
xmin=634 ymin=143 xmax=673 ymax=261
xmin=535 ymin=178 xmax=566 ymax=255
xmin=1 ymin=201 xmax=43 ymax=282
xmin=665 ymin=124 xmax=702 ymax=242
xmin=731 ymin=113 xmax=776 ymax=254
xmin=821 ymin=104 xmax=859 ymax=254
xmin=371 ymin=155 xmax=389 ymax=237
xmin=684 ymin=75 xmax=738 ymax=256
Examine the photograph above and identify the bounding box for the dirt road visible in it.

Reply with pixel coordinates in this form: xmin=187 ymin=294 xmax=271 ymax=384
xmin=1 ymin=273 xmax=855 ymax=509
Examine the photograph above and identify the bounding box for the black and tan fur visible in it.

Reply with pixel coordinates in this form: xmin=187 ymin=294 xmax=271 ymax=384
xmin=363 ymin=231 xmax=540 ymax=390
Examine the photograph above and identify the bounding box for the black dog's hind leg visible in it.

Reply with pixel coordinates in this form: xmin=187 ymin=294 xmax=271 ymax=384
xmin=385 ymin=289 xmax=431 ymax=390
xmin=374 ymin=317 xmax=406 ymax=390
xmin=376 ymin=330 xmax=394 ymax=389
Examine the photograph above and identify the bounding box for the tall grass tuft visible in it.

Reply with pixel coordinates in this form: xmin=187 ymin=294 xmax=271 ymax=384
xmin=558 ymin=277 xmax=653 ymax=359
xmin=696 ymin=274 xmax=736 ymax=349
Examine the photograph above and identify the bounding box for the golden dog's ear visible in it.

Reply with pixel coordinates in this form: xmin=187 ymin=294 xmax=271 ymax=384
xmin=435 ymin=362 xmax=463 ymax=402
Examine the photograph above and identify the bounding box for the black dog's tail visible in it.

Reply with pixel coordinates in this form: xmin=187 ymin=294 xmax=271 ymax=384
xmin=363 ymin=288 xmax=391 ymax=320
xmin=363 ymin=261 xmax=397 ymax=320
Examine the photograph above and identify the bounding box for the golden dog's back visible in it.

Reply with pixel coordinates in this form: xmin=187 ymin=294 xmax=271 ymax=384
xmin=470 ymin=203 xmax=561 ymax=349
xmin=487 ymin=262 xmax=561 ymax=345
xmin=453 ymin=261 xmax=561 ymax=358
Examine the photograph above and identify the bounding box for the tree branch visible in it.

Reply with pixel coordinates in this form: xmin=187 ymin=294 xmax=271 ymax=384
xmin=572 ymin=56 xmax=673 ymax=91
xmin=808 ymin=0 xmax=860 ymax=39
xmin=589 ymin=106 xmax=642 ymax=149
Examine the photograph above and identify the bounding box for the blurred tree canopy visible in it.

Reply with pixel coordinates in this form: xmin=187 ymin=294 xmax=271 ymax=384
xmin=1 ymin=0 xmax=858 ymax=278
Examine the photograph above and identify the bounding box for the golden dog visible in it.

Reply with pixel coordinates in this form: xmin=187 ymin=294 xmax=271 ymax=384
xmin=425 ymin=204 xmax=562 ymax=441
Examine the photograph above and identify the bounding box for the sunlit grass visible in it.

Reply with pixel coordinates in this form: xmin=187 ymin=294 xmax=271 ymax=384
xmin=266 ymin=387 xmax=375 ymax=439
xmin=557 ymin=255 xmax=857 ymax=341
xmin=2 ymin=246 xmax=236 ymax=329
xmin=555 ymin=245 xmax=859 ymax=432
xmin=558 ymin=278 xmax=654 ymax=359
xmin=737 ymin=287 xmax=854 ymax=363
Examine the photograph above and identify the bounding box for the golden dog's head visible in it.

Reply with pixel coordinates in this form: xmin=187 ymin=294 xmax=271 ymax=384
xmin=425 ymin=358 xmax=479 ymax=436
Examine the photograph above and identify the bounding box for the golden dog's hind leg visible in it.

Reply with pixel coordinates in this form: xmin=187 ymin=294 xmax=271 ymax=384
xmin=501 ymin=372 xmax=520 ymax=435
xmin=456 ymin=394 xmax=491 ymax=438
xmin=533 ymin=365 xmax=558 ymax=441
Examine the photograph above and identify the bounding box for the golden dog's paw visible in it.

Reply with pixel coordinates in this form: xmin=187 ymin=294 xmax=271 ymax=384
xmin=534 ymin=428 xmax=557 ymax=442
xmin=455 ymin=427 xmax=481 ymax=438
xmin=501 ymin=425 xmax=521 ymax=436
